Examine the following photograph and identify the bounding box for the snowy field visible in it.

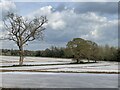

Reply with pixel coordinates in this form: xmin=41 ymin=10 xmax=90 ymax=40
xmin=0 ymin=56 xmax=119 ymax=88
xmin=0 ymin=56 xmax=119 ymax=73
xmin=1 ymin=72 xmax=118 ymax=88
xmin=0 ymin=56 xmax=71 ymax=66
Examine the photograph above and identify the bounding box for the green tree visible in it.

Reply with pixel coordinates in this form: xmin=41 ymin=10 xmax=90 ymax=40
xmin=67 ymin=38 xmax=99 ymax=63
xmin=86 ymin=40 xmax=99 ymax=62
xmin=67 ymin=38 xmax=88 ymax=63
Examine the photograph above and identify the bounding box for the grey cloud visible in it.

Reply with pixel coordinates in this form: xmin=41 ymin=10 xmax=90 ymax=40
xmin=1 ymin=2 xmax=118 ymax=50
xmin=43 ymin=9 xmax=118 ymax=47
xmin=74 ymin=2 xmax=118 ymax=14
xmin=1 ymin=1 xmax=16 ymax=20
xmin=53 ymin=2 xmax=118 ymax=15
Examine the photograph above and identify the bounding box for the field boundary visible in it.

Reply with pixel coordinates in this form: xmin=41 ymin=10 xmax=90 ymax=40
xmin=1 ymin=69 xmax=119 ymax=74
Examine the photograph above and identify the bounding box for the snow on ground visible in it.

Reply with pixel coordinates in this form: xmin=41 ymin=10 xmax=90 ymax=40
xmin=0 ymin=56 xmax=118 ymax=88
xmin=0 ymin=56 xmax=71 ymax=66
xmin=0 ymin=56 xmax=119 ymax=73
xmin=1 ymin=72 xmax=118 ymax=88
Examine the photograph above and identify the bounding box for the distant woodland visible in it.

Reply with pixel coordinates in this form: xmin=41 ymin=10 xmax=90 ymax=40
xmin=1 ymin=38 xmax=119 ymax=62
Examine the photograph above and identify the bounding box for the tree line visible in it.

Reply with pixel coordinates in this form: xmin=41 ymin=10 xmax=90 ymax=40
xmin=1 ymin=38 xmax=119 ymax=63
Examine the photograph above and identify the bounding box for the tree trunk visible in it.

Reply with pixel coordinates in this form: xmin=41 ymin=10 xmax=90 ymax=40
xmin=19 ymin=45 xmax=24 ymax=66
xmin=88 ymin=59 xmax=90 ymax=63
xmin=76 ymin=59 xmax=79 ymax=63
xmin=94 ymin=60 xmax=97 ymax=63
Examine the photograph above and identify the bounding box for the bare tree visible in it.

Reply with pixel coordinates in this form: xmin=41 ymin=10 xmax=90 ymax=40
xmin=3 ymin=12 xmax=48 ymax=65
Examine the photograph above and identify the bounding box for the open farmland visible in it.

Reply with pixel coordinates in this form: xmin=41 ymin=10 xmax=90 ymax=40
xmin=0 ymin=56 xmax=71 ymax=66
xmin=0 ymin=56 xmax=119 ymax=88
xmin=1 ymin=72 xmax=118 ymax=88
xmin=0 ymin=56 xmax=118 ymax=73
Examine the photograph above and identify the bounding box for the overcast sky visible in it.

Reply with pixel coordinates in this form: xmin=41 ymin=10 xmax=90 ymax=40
xmin=0 ymin=1 xmax=118 ymax=50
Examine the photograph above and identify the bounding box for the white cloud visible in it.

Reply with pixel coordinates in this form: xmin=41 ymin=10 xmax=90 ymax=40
xmin=27 ymin=5 xmax=52 ymax=18
xmin=40 ymin=5 xmax=52 ymax=14
xmin=27 ymin=6 xmax=66 ymax=30
xmin=0 ymin=0 xmax=16 ymax=38
xmin=0 ymin=1 xmax=17 ymax=42
xmin=0 ymin=21 xmax=3 ymax=29
xmin=0 ymin=21 xmax=4 ymax=39
xmin=0 ymin=1 xmax=16 ymax=18
xmin=26 ymin=5 xmax=118 ymax=47
xmin=50 ymin=20 xmax=66 ymax=30
xmin=1 ymin=4 xmax=118 ymax=50
xmin=0 ymin=1 xmax=15 ymax=11
xmin=81 ymin=19 xmax=118 ymax=46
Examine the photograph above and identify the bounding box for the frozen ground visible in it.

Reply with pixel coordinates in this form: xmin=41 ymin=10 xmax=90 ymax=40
xmin=0 ymin=56 xmax=118 ymax=73
xmin=1 ymin=72 xmax=118 ymax=88
xmin=0 ymin=56 xmax=119 ymax=88
xmin=0 ymin=56 xmax=71 ymax=66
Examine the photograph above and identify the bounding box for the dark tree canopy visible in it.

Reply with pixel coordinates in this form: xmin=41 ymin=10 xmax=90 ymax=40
xmin=66 ymin=38 xmax=99 ymax=63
